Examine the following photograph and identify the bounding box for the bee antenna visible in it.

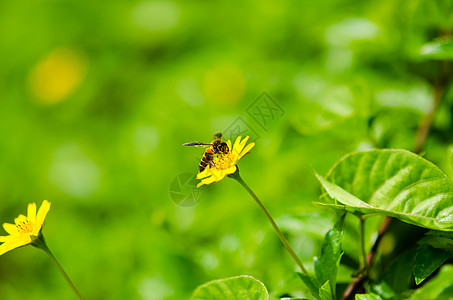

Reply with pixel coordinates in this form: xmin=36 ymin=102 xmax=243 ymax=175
xmin=213 ymin=132 xmax=222 ymax=139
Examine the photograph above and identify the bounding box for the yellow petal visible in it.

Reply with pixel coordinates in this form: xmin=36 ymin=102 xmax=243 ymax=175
xmin=226 ymin=140 xmax=232 ymax=152
xmin=0 ymin=238 xmax=30 ymax=256
xmin=14 ymin=215 xmax=27 ymax=226
xmin=238 ymin=142 xmax=255 ymax=160
xmin=237 ymin=136 xmax=249 ymax=153
xmin=209 ymin=168 xmax=225 ymax=180
xmin=233 ymin=136 xmax=242 ymax=154
xmin=214 ymin=169 xmax=230 ymax=182
xmin=0 ymin=235 xmax=13 ymax=242
xmin=225 ymin=165 xmax=237 ymax=175
xmin=36 ymin=200 xmax=51 ymax=229
xmin=3 ymin=223 xmax=19 ymax=236
xmin=232 ymin=136 xmax=250 ymax=159
xmin=197 ymin=167 xmax=212 ymax=179
xmin=200 ymin=175 xmax=218 ymax=186
xmin=27 ymin=202 xmax=37 ymax=224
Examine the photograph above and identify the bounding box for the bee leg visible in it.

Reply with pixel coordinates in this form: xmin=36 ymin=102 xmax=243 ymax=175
xmin=209 ymin=161 xmax=216 ymax=168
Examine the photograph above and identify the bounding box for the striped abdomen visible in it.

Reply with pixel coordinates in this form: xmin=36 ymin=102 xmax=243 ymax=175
xmin=199 ymin=148 xmax=214 ymax=173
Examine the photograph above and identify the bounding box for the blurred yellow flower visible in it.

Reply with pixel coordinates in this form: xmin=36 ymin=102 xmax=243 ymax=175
xmin=197 ymin=136 xmax=255 ymax=187
xmin=28 ymin=47 xmax=87 ymax=105
xmin=0 ymin=200 xmax=51 ymax=255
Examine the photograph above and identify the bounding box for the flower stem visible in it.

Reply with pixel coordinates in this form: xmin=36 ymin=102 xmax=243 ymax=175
xmin=230 ymin=171 xmax=308 ymax=274
xmin=359 ymin=217 xmax=368 ymax=275
xmin=40 ymin=243 xmax=84 ymax=300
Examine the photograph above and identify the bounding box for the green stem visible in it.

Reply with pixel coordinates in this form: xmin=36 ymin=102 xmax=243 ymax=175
xmin=229 ymin=171 xmax=308 ymax=275
xmin=359 ymin=217 xmax=367 ymax=276
xmin=41 ymin=244 xmax=84 ymax=300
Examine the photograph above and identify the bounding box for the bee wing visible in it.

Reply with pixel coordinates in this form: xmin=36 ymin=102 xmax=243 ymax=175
xmin=183 ymin=142 xmax=213 ymax=147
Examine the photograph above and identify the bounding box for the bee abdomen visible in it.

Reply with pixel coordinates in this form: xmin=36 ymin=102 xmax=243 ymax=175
xmin=199 ymin=152 xmax=213 ymax=173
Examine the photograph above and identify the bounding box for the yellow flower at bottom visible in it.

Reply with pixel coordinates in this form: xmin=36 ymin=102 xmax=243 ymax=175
xmin=196 ymin=136 xmax=255 ymax=187
xmin=0 ymin=200 xmax=51 ymax=255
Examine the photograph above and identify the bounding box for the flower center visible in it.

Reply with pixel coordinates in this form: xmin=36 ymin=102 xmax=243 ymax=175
xmin=16 ymin=219 xmax=34 ymax=234
xmin=213 ymin=154 xmax=232 ymax=170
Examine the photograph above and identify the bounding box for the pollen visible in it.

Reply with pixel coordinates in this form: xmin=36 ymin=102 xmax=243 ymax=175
xmin=16 ymin=219 xmax=34 ymax=234
xmin=213 ymin=155 xmax=232 ymax=170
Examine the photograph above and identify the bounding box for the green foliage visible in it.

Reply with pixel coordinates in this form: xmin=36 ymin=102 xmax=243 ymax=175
xmin=409 ymin=265 xmax=453 ymax=300
xmin=297 ymin=215 xmax=345 ymax=300
xmin=190 ymin=275 xmax=268 ymax=300
xmin=314 ymin=215 xmax=345 ymax=299
xmin=355 ymin=294 xmax=382 ymax=300
xmin=317 ymin=150 xmax=453 ymax=231
xmin=297 ymin=273 xmax=320 ymax=300
xmin=419 ymin=38 xmax=453 ymax=60
xmin=379 ymin=248 xmax=417 ymax=297
xmin=420 ymin=231 xmax=453 ymax=254
xmin=414 ymin=245 xmax=451 ymax=285
xmin=318 ymin=281 xmax=333 ymax=300
xmin=1 ymin=0 xmax=453 ymax=299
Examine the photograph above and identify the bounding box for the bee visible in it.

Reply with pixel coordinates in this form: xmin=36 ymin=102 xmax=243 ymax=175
xmin=183 ymin=132 xmax=230 ymax=172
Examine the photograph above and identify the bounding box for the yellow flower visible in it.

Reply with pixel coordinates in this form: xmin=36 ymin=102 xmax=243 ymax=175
xmin=0 ymin=200 xmax=51 ymax=255
xmin=197 ymin=136 xmax=255 ymax=187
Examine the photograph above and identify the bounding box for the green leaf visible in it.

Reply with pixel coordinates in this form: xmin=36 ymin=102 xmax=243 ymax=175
xmin=410 ymin=265 xmax=453 ymax=300
xmin=381 ymin=248 xmax=417 ymax=296
xmin=314 ymin=214 xmax=345 ymax=298
xmin=317 ymin=149 xmax=453 ymax=231
xmin=190 ymin=275 xmax=269 ymax=300
xmin=316 ymin=174 xmax=373 ymax=209
xmin=369 ymin=280 xmax=395 ymax=300
xmin=318 ymin=281 xmax=333 ymax=300
xmin=419 ymin=38 xmax=453 ymax=60
xmin=355 ymin=294 xmax=382 ymax=300
xmin=420 ymin=231 xmax=453 ymax=254
xmin=297 ymin=273 xmax=320 ymax=300
xmin=414 ymin=244 xmax=451 ymax=285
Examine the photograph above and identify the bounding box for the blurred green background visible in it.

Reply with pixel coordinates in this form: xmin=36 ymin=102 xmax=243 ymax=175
xmin=0 ymin=0 xmax=452 ymax=299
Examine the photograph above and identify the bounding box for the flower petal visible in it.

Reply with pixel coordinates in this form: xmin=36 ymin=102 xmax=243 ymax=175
xmin=36 ymin=200 xmax=51 ymax=229
xmin=14 ymin=215 xmax=27 ymax=227
xmin=199 ymin=175 xmax=218 ymax=186
xmin=0 ymin=235 xmax=14 ymax=242
xmin=226 ymin=140 xmax=232 ymax=152
xmin=0 ymin=238 xmax=29 ymax=256
xmin=225 ymin=165 xmax=237 ymax=175
xmin=238 ymin=142 xmax=255 ymax=160
xmin=3 ymin=223 xmax=19 ymax=236
xmin=27 ymin=202 xmax=37 ymax=224
xmin=210 ymin=168 xmax=228 ymax=182
xmin=233 ymin=136 xmax=242 ymax=154
xmin=197 ymin=181 xmax=205 ymax=188
xmin=238 ymin=136 xmax=249 ymax=152
xmin=197 ymin=167 xmax=212 ymax=179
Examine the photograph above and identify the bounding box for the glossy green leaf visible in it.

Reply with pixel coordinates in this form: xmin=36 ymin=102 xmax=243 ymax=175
xmin=369 ymin=280 xmax=395 ymax=300
xmin=414 ymin=244 xmax=451 ymax=285
xmin=318 ymin=281 xmax=333 ymax=300
xmin=190 ymin=275 xmax=269 ymax=300
xmin=314 ymin=215 xmax=345 ymax=299
xmin=409 ymin=265 xmax=453 ymax=300
xmin=355 ymin=294 xmax=382 ymax=300
xmin=420 ymin=231 xmax=453 ymax=254
xmin=317 ymin=149 xmax=453 ymax=231
xmin=419 ymin=38 xmax=453 ymax=60
xmin=297 ymin=273 xmax=320 ymax=300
